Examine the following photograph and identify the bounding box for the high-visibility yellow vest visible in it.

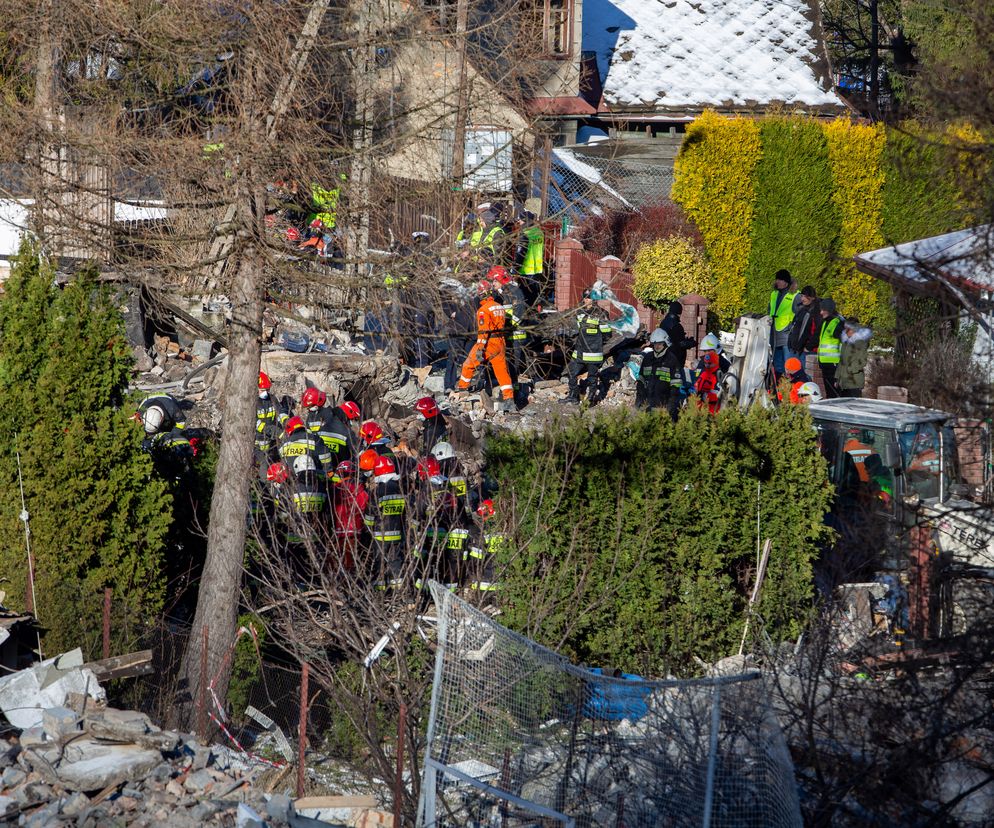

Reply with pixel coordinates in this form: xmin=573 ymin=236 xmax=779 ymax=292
xmin=310 ymin=182 xmax=340 ymax=229
xmin=521 ymin=226 xmax=544 ymax=275
xmin=769 ymin=289 xmax=797 ymax=332
xmin=819 ymin=317 xmax=841 ymax=364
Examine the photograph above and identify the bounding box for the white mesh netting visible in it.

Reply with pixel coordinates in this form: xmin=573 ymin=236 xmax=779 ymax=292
xmin=418 ymin=583 xmax=802 ymax=828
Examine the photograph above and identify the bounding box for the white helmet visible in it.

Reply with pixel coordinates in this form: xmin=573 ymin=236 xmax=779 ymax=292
xmin=700 ymin=333 xmax=720 ymax=352
xmin=142 ymin=405 xmax=165 ymax=435
xmin=797 ymin=382 xmax=822 ymax=403
xmin=432 ymin=441 xmax=456 ymax=461
xmin=293 ymin=455 xmax=317 ymax=474
xmin=649 ymin=328 xmax=671 ymax=347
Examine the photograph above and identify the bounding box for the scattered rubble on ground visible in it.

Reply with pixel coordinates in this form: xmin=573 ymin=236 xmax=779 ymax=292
xmin=0 ymin=689 xmax=395 ymax=827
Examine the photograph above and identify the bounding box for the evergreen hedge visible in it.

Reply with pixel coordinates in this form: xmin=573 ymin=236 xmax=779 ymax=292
xmin=632 ymin=236 xmax=716 ymax=308
xmin=0 ymin=244 xmax=172 ymax=655
xmin=671 ymin=111 xmax=761 ymax=320
xmin=824 ymin=120 xmax=888 ymax=327
xmin=743 ymin=117 xmax=839 ymax=314
xmin=671 ymin=112 xmax=977 ymax=331
xmin=487 ymin=405 xmax=832 ymax=677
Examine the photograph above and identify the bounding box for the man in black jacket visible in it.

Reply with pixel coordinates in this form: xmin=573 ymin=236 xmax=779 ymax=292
xmin=787 ymin=286 xmax=820 ymax=357
xmin=660 ymin=301 xmax=696 ymax=368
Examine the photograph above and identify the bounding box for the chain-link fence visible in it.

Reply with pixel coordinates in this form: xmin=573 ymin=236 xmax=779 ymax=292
xmin=418 ymin=583 xmax=802 ymax=828
xmin=549 ymin=147 xmax=674 ymax=222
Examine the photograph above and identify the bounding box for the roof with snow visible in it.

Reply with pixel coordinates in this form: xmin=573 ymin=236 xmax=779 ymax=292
xmin=854 ymin=226 xmax=994 ymax=295
xmin=582 ymin=0 xmax=845 ymax=112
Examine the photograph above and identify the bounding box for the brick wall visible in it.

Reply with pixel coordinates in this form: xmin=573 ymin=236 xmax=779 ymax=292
xmin=955 ymin=419 xmax=988 ymax=488
xmin=554 ymin=237 xmax=658 ymax=330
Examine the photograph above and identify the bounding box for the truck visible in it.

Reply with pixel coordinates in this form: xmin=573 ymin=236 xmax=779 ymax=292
xmin=808 ymin=397 xmax=993 ymax=640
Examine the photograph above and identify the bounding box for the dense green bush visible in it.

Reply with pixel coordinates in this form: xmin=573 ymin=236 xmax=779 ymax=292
xmin=743 ymin=117 xmax=840 ymax=314
xmin=881 ymin=125 xmax=962 ymax=245
xmin=487 ymin=405 xmax=833 ymax=677
xmin=0 ymin=243 xmax=172 ymax=655
xmin=632 ymin=236 xmax=716 ymax=307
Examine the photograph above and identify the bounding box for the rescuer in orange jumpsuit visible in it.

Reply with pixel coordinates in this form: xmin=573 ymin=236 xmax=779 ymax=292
xmin=457 ymin=280 xmax=515 ymax=409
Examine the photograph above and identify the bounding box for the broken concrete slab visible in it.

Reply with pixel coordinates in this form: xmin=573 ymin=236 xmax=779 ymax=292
xmin=0 ymin=652 xmax=105 ymax=730
xmin=27 ymin=737 xmax=162 ymax=792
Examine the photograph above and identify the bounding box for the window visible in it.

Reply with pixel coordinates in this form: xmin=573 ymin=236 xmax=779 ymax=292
xmin=545 ymin=0 xmax=570 ymax=56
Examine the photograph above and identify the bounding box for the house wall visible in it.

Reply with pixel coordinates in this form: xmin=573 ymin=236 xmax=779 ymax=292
xmin=533 ymin=0 xmax=584 ymax=100
xmin=376 ymin=36 xmax=531 ymax=188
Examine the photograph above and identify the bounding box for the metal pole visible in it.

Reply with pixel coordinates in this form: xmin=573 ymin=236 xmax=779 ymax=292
xmin=298 ymin=661 xmax=309 ymax=798
xmin=701 ymin=684 xmax=722 ymax=828
xmin=102 ymin=588 xmax=112 ymax=660
xmin=394 ymin=703 xmax=407 ymax=827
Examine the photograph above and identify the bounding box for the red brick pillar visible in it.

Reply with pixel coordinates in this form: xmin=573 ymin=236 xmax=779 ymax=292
xmin=877 ymin=385 xmax=909 ymax=404
xmin=555 ymin=237 xmax=583 ymax=312
xmin=679 ymin=293 xmax=710 ymax=363
xmin=595 ymin=255 xmax=624 ymax=287
xmin=955 ymin=418 xmax=987 ymax=488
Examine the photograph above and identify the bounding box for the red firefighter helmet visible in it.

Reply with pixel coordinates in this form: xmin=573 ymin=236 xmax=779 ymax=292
xmin=301 ymin=387 xmax=326 ymax=410
xmin=476 ymin=280 xmax=493 ymax=297
xmin=373 ymin=455 xmax=396 ymax=477
xmin=258 ymin=371 xmax=272 ymax=390
xmin=286 ymin=226 xmax=302 ymax=242
xmin=339 ymin=401 xmax=361 ymax=421
xmin=358 ymin=449 xmax=379 ymax=474
xmin=417 ymin=456 xmax=442 ymax=479
xmin=487 ymin=265 xmax=510 ymax=285
xmin=284 ymin=416 xmax=306 ymax=435
xmin=415 ymin=397 xmax=440 ymax=419
xmin=360 ymin=420 xmax=384 ymax=444
xmin=310 ymin=218 xmax=323 ymax=229
xmin=335 ymin=460 xmax=354 ymax=479
xmin=267 ymin=462 xmax=289 ymax=483
xmin=477 ymin=499 xmax=496 ymax=519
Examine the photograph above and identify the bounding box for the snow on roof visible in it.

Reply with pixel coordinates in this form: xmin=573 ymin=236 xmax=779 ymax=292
xmin=0 ymin=199 xmax=168 ymax=258
xmin=582 ymin=0 xmax=844 ymax=110
xmin=855 ymin=226 xmax=994 ymax=293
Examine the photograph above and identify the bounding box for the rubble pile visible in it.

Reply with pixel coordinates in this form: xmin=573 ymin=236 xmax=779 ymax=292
xmin=0 ymin=699 xmax=393 ymax=827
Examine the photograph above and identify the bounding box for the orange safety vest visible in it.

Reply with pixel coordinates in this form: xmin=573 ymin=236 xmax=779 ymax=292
xmin=844 ymin=438 xmax=873 ymax=482
xmin=476 ymin=297 xmax=506 ymax=341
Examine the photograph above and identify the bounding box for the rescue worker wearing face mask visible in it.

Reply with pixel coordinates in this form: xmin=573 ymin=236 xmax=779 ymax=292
xmin=414 ymin=396 xmax=448 ymax=455
xmin=301 ymin=387 xmax=361 ymax=469
xmin=636 ymin=328 xmax=683 ymax=420
xmin=256 ymin=372 xmax=290 ymax=470
xmin=566 ymin=289 xmax=614 ymax=405
xmin=364 ymin=454 xmax=408 ymax=590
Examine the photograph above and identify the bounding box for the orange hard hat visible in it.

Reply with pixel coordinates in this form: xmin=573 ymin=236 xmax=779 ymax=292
xmin=358 ymin=449 xmax=379 ymax=472
xmin=785 ymin=357 xmax=802 ymax=374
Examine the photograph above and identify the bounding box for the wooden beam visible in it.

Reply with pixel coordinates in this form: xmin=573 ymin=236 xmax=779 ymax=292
xmin=83 ymin=649 xmax=153 ymax=682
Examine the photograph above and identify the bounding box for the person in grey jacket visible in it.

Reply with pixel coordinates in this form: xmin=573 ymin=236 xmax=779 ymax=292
xmin=838 ymin=316 xmax=872 ymax=397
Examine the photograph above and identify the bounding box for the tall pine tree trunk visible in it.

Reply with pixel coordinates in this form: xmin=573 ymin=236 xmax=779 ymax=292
xmin=178 ymin=240 xmax=263 ymax=733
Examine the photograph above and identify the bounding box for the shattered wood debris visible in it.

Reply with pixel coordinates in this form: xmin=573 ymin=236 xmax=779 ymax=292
xmin=0 ymin=649 xmax=392 ymax=827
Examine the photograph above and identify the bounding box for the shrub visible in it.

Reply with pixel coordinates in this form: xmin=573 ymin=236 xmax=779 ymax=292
xmin=487 ymin=405 xmax=832 ymax=677
xmin=632 ymin=236 xmax=716 ymax=308
xmin=0 ymin=243 xmax=171 ymax=654
xmin=573 ymin=203 xmax=702 ymax=262
xmin=823 ymin=119 xmax=890 ymax=330
xmin=881 ymin=124 xmax=961 ymax=245
xmin=743 ymin=117 xmax=840 ymax=314
xmin=672 ymin=110 xmax=762 ymax=320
